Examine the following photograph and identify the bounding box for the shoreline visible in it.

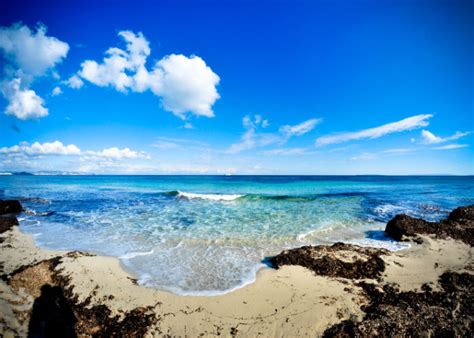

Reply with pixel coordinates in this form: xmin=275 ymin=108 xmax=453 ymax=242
xmin=1 ymin=201 xmax=473 ymax=336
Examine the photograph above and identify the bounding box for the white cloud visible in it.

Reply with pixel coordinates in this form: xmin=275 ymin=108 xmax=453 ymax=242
xmin=421 ymin=130 xmax=470 ymax=144
xmin=228 ymin=115 xmax=321 ymax=153
xmin=0 ymin=141 xmax=149 ymax=160
xmin=1 ymin=78 xmax=48 ymax=120
xmin=152 ymin=140 xmax=180 ymax=150
xmin=151 ymin=136 xmax=209 ymax=151
xmin=433 ymin=144 xmax=469 ymax=150
xmin=74 ymin=31 xmax=220 ymax=118
xmin=65 ymin=75 xmax=84 ymax=89
xmin=350 ymin=152 xmax=377 ymax=161
xmin=0 ymin=23 xmax=69 ymax=79
xmin=227 ymin=115 xmax=281 ymax=153
xmin=0 ymin=140 xmax=152 ymax=174
xmin=52 ymin=86 xmax=62 ymax=96
xmin=382 ymin=148 xmax=416 ymax=154
xmin=0 ymin=23 xmax=69 ymax=120
xmin=263 ymin=147 xmax=307 ymax=156
xmin=85 ymin=147 xmax=149 ymax=160
xmin=0 ymin=141 xmax=80 ymax=155
xmin=280 ymin=118 xmax=322 ymax=137
xmin=315 ymin=114 xmax=433 ymax=146
xmin=78 ymin=31 xmax=150 ymax=92
xmin=150 ymin=54 xmax=220 ymax=118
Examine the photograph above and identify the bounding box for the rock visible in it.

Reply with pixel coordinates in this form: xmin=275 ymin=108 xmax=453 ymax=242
xmin=0 ymin=215 xmax=19 ymax=234
xmin=385 ymin=205 xmax=474 ymax=246
xmin=448 ymin=205 xmax=474 ymax=222
xmin=385 ymin=214 xmax=434 ymax=241
xmin=0 ymin=200 xmax=22 ymax=215
xmin=270 ymin=242 xmax=388 ymax=280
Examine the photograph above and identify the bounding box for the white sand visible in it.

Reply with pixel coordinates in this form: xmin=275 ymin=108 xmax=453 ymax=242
xmin=1 ymin=227 xmax=472 ymax=337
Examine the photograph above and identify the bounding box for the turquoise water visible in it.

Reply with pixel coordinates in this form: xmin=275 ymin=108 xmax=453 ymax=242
xmin=1 ymin=175 xmax=473 ymax=295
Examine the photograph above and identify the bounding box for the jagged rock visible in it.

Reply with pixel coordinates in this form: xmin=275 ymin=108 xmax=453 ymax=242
xmin=448 ymin=205 xmax=474 ymax=222
xmin=385 ymin=205 xmax=474 ymax=246
xmin=0 ymin=215 xmax=19 ymax=234
xmin=269 ymin=242 xmax=388 ymax=280
xmin=0 ymin=200 xmax=22 ymax=215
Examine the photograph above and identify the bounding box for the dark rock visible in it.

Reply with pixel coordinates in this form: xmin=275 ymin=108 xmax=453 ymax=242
xmin=270 ymin=242 xmax=388 ymax=280
xmin=0 ymin=200 xmax=22 ymax=215
xmin=385 ymin=205 xmax=474 ymax=246
xmin=0 ymin=215 xmax=19 ymax=233
xmin=385 ymin=214 xmax=435 ymax=241
xmin=448 ymin=205 xmax=474 ymax=222
xmin=323 ymin=272 xmax=474 ymax=337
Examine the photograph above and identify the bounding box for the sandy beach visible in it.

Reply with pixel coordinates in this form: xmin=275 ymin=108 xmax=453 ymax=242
xmin=1 ymin=201 xmax=472 ymax=337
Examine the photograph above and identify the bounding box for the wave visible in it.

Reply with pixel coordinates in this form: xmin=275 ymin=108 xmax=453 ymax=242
xmin=20 ymin=197 xmax=50 ymax=204
xmin=24 ymin=208 xmax=55 ymax=216
xmin=119 ymin=249 xmax=154 ymax=260
xmin=176 ymin=191 xmax=243 ymax=201
xmin=158 ymin=190 xmax=366 ymax=202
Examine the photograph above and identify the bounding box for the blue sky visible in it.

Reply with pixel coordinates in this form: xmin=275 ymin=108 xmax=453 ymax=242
xmin=0 ymin=0 xmax=472 ymax=174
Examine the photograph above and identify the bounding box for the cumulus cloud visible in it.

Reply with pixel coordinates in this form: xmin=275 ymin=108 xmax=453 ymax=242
xmin=0 ymin=140 xmax=80 ymax=156
xmin=0 ymin=23 xmax=69 ymax=79
xmin=0 ymin=141 xmax=149 ymax=161
xmin=228 ymin=115 xmax=320 ymax=153
xmin=84 ymin=147 xmax=149 ymax=160
xmin=73 ymin=31 xmax=220 ymax=118
xmin=150 ymin=54 xmax=220 ymax=118
xmin=315 ymin=114 xmax=433 ymax=147
xmin=1 ymin=78 xmax=48 ymax=119
xmin=420 ymin=130 xmax=470 ymax=144
xmin=65 ymin=75 xmax=84 ymax=89
xmin=0 ymin=23 xmax=69 ymax=120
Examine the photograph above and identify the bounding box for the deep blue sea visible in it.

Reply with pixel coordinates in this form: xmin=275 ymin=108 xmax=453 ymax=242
xmin=1 ymin=175 xmax=473 ymax=295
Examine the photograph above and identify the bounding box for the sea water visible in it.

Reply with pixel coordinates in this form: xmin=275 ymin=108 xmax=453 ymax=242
xmin=1 ymin=175 xmax=473 ymax=295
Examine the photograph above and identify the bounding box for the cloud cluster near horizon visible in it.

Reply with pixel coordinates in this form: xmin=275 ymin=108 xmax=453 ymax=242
xmin=0 ymin=23 xmax=69 ymax=119
xmin=69 ymin=30 xmax=220 ymax=119
xmin=0 ymin=140 xmax=149 ymax=159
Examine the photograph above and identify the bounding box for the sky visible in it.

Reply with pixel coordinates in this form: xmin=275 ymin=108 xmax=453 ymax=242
xmin=0 ymin=0 xmax=472 ymax=175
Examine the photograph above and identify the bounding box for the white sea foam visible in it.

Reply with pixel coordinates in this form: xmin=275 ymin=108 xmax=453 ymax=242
xmin=345 ymin=238 xmax=410 ymax=251
xmin=374 ymin=204 xmax=409 ymax=217
xmin=139 ymin=263 xmax=265 ymax=296
xmin=177 ymin=191 xmax=243 ymax=201
xmin=119 ymin=249 xmax=154 ymax=260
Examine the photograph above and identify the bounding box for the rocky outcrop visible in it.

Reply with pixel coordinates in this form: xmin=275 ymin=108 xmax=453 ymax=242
xmin=0 ymin=200 xmax=22 ymax=214
xmin=385 ymin=205 xmax=474 ymax=246
xmin=269 ymin=242 xmax=388 ymax=280
xmin=272 ymin=205 xmax=474 ymax=337
xmin=0 ymin=200 xmax=22 ymax=234
xmin=323 ymin=272 xmax=474 ymax=337
xmin=0 ymin=215 xmax=19 ymax=234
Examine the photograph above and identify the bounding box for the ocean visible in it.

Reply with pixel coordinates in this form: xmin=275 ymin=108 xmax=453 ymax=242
xmin=1 ymin=175 xmax=473 ymax=295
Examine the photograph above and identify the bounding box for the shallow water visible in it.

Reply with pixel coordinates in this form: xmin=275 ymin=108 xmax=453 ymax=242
xmin=1 ymin=175 xmax=473 ymax=295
